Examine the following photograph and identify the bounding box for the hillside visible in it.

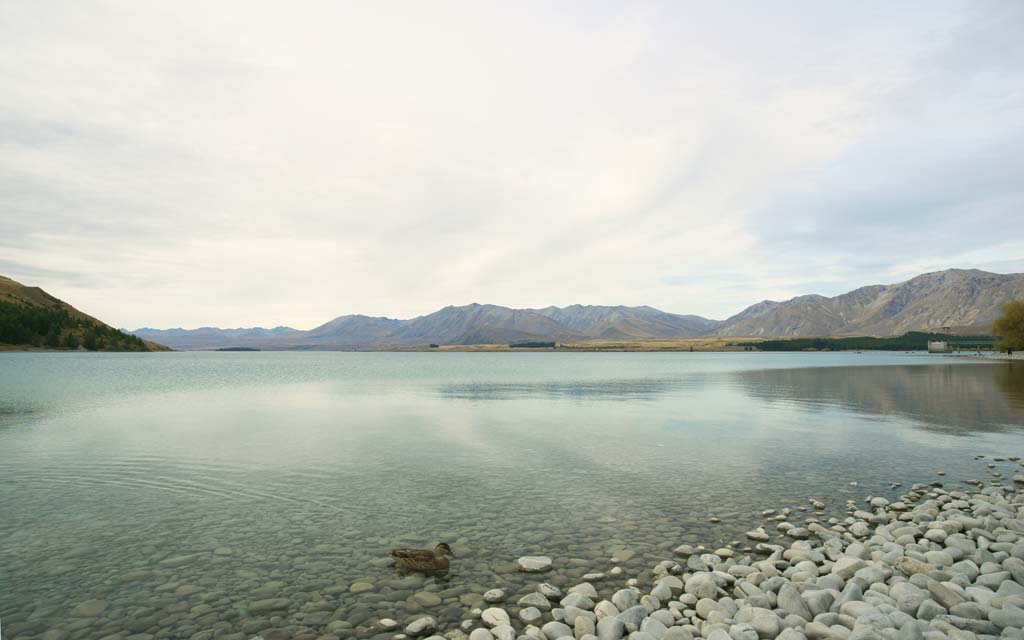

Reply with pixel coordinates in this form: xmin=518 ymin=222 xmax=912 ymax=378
xmin=0 ymin=276 xmax=169 ymax=351
xmin=714 ymin=269 xmax=1024 ymax=337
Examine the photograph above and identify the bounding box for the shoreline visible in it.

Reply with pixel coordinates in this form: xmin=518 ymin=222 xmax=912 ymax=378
xmin=383 ymin=461 xmax=1024 ymax=640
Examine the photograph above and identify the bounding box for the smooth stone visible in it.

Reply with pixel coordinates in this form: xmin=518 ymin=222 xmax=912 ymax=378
xmin=350 ymin=582 xmax=375 ymax=593
xmin=832 ymin=558 xmax=868 ymax=580
xmin=250 ymin=598 xmax=290 ymax=612
xmin=727 ymin=623 xmax=759 ymax=640
xmin=519 ymin=608 xmax=542 ymax=625
xmin=542 ymin=621 xmax=574 ymax=640
xmin=470 ymin=630 xmax=494 ymax=640
xmin=564 ymin=606 xmax=594 ymax=626
xmin=71 ymin=600 xmax=109 ymax=617
xmin=521 ymin=593 xmax=554 ymax=611
xmin=406 ymin=617 xmax=438 ymax=636
xmin=571 ymin=583 xmax=600 ymax=599
xmin=778 ymin=584 xmax=813 ymax=621
xmin=414 ymin=592 xmax=443 ymax=607
xmin=926 ymin=580 xmax=966 ymax=610
xmin=612 ymin=590 xmax=640 ymax=612
xmin=684 ymin=573 xmax=719 ymax=600
xmin=482 ymin=609 xmax=511 ymax=628
xmin=595 ymin=601 xmax=620 ymax=621
xmin=639 ymin=618 xmax=667 ymax=640
xmin=562 ymin=594 xmax=596 ymax=610
xmin=517 ymin=557 xmax=553 ymax=573
xmin=597 ymin=617 xmax=626 ymax=640
xmin=617 ymin=606 xmax=649 ymax=631
xmin=576 ymin=617 xmax=597 ymax=638
xmin=989 ymin=602 xmax=1024 ymax=628
xmin=491 ymin=625 xmax=516 ymax=640
xmin=484 ymin=590 xmax=505 ymax=604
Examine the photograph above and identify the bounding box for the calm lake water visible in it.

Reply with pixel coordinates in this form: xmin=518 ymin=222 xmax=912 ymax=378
xmin=2 ymin=352 xmax=1023 ymax=640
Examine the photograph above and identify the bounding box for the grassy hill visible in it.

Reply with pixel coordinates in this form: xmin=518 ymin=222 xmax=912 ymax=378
xmin=0 ymin=275 xmax=169 ymax=351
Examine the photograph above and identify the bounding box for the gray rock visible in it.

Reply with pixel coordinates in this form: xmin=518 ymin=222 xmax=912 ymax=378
xmin=890 ymin=581 xmax=926 ymax=616
xmin=564 ymin=606 xmax=594 ymax=626
xmin=989 ymin=602 xmax=1024 ymax=628
xmin=482 ymin=608 xmax=511 ymax=628
xmin=562 ymin=593 xmax=596 ymax=611
xmin=926 ymin=579 xmax=965 ymax=610
xmin=597 ymin=617 xmax=626 ymax=640
xmin=639 ymin=618 xmax=667 ymax=640
xmin=471 ymin=629 xmax=495 ymax=640
xmin=894 ymin=620 xmax=924 ymax=640
xmin=406 ymin=617 xmax=439 ymax=636
xmin=492 ymin=624 xmax=516 ymax=640
xmin=832 ymin=557 xmax=868 ymax=580
xmin=612 ymin=590 xmax=640 ymax=612
xmin=517 ymin=557 xmax=553 ymax=573
xmin=248 ymin=598 xmax=290 ymax=613
xmin=662 ymin=629 xmax=693 ymax=640
xmin=915 ymin=599 xmax=946 ymax=621
xmin=734 ymin=607 xmax=781 ymax=639
xmin=595 ymin=601 xmax=620 ymax=620
xmin=542 ymin=622 xmax=573 ymax=640
xmin=570 ymin=583 xmax=600 ymax=599
xmin=71 ymin=600 xmax=109 ymax=617
xmin=778 ymin=584 xmax=813 ymax=621
xmin=520 ymin=593 xmax=553 ymax=611
xmin=727 ymin=623 xmax=759 ymax=640
xmin=576 ymin=616 xmax=597 ymax=639
xmin=616 ymin=605 xmax=649 ymax=631
xmin=649 ymin=582 xmax=672 ymax=601
xmin=519 ymin=608 xmax=542 ymax=625
xmin=684 ymin=573 xmax=719 ymax=600
xmin=484 ymin=589 xmax=505 ymax=603
xmin=803 ymin=590 xmax=835 ymax=618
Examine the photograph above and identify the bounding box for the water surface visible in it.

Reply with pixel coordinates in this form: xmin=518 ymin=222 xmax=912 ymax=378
xmin=2 ymin=352 xmax=1023 ymax=639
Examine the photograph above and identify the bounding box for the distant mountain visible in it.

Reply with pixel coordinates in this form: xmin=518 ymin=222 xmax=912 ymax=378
xmin=134 ymin=303 xmax=721 ymax=350
xmin=129 ymin=268 xmax=1024 ymax=350
xmin=127 ymin=325 xmax=300 ymax=351
xmin=0 ymin=275 xmax=168 ymax=351
xmin=533 ymin=304 xmax=719 ymax=340
xmin=714 ymin=269 xmax=1024 ymax=337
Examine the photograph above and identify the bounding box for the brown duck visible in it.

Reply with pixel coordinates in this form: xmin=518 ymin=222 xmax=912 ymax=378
xmin=390 ymin=542 xmax=454 ymax=572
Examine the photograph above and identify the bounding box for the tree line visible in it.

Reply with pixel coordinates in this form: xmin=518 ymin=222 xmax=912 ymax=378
xmin=0 ymin=301 xmax=149 ymax=351
xmin=737 ymin=331 xmax=996 ymax=352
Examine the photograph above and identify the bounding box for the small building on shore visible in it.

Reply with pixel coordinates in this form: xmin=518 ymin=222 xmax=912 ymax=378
xmin=927 ymin=340 xmax=952 ymax=353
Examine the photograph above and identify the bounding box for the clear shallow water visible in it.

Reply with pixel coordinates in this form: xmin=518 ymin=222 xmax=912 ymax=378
xmin=2 ymin=352 xmax=1023 ymax=640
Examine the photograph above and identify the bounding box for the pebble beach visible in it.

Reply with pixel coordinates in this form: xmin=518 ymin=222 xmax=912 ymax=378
xmin=7 ymin=459 xmax=1024 ymax=640
xmin=398 ymin=464 xmax=1024 ymax=640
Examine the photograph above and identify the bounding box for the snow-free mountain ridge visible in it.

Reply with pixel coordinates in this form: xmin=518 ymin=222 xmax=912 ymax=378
xmin=131 ymin=269 xmax=1024 ymax=350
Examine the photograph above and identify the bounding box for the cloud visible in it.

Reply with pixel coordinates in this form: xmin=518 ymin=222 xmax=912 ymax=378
xmin=1 ymin=1 xmax=1022 ymax=328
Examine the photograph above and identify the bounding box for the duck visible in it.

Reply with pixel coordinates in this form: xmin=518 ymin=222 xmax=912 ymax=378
xmin=389 ymin=542 xmax=454 ymax=572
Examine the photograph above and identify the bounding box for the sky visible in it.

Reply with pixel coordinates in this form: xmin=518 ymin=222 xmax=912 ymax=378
xmin=2 ymin=1 xmax=1023 ymax=329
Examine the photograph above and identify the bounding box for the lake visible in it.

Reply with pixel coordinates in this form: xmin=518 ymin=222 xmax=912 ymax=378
xmin=2 ymin=352 xmax=1023 ymax=640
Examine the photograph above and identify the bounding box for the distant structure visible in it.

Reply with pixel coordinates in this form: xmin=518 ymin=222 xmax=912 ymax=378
xmin=927 ymin=340 xmax=952 ymax=353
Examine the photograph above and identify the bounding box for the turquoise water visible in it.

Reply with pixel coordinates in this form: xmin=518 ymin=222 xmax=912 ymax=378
xmin=1 ymin=352 xmax=1023 ymax=639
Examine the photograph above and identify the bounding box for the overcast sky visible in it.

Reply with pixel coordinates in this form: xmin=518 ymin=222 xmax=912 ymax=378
xmin=2 ymin=1 xmax=1023 ymax=329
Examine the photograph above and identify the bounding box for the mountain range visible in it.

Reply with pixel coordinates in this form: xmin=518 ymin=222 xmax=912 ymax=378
xmin=130 ymin=269 xmax=1024 ymax=350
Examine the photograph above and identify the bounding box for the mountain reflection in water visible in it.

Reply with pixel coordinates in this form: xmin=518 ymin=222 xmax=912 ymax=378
xmin=731 ymin=363 xmax=1024 ymax=434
